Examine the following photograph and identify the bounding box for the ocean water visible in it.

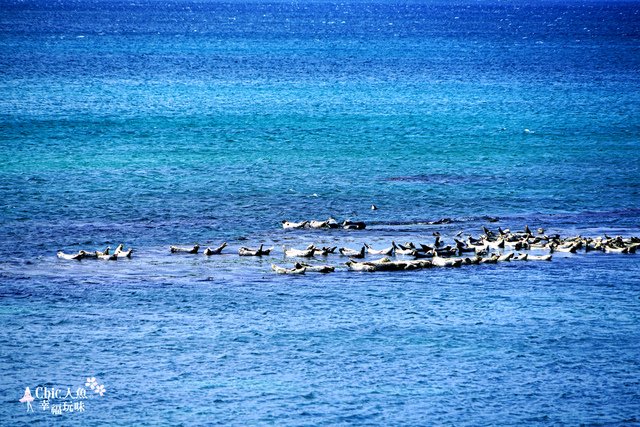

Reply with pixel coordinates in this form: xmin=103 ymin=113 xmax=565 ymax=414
xmin=1 ymin=0 xmax=640 ymax=424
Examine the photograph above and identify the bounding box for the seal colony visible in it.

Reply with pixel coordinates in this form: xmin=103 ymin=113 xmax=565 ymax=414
xmin=270 ymin=226 xmax=638 ymax=274
xmin=282 ymin=217 xmax=366 ymax=230
xmin=56 ymin=225 xmax=639 ymax=275
xmin=57 ymin=244 xmax=133 ymax=261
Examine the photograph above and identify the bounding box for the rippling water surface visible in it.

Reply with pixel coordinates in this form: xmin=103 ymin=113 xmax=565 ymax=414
xmin=1 ymin=0 xmax=639 ymax=424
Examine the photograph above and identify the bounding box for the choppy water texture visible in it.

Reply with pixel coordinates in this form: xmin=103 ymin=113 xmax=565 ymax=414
xmin=1 ymin=0 xmax=640 ymax=425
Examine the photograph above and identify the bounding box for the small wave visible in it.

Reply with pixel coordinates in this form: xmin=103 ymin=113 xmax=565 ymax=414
xmin=367 ymin=216 xmax=499 ymax=227
xmin=384 ymin=173 xmax=493 ymax=184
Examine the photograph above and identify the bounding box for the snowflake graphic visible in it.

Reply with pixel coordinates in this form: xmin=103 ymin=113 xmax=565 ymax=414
xmin=84 ymin=376 xmax=106 ymax=397
xmin=85 ymin=377 xmax=98 ymax=390
xmin=94 ymin=384 xmax=106 ymax=397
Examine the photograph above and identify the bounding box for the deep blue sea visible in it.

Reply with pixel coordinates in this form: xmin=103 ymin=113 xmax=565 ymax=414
xmin=1 ymin=0 xmax=640 ymax=425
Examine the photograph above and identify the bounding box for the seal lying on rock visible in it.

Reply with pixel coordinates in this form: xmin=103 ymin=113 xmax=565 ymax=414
xmin=309 ymin=220 xmax=329 ymax=229
xmin=392 ymin=242 xmax=417 ymax=256
xmin=431 ymin=255 xmax=463 ymax=267
xmin=170 ymin=244 xmax=200 ymax=254
xmin=454 ymin=239 xmax=478 ymax=254
xmin=204 ymin=242 xmax=227 ymax=256
xmin=513 ymin=253 xmax=528 ymax=261
xmin=79 ymin=251 xmax=99 ymax=259
xmin=314 ymin=246 xmax=338 ymax=256
xmin=294 ymin=262 xmax=335 ymax=273
xmin=345 ymin=260 xmax=377 ymax=272
xmin=339 ymin=246 xmax=365 ymax=258
xmin=483 ymin=237 xmax=505 ymax=249
xmin=114 ymin=244 xmax=133 ymax=258
xmin=549 ymin=242 xmax=579 ymax=253
xmin=282 ymin=220 xmax=308 ymax=229
xmin=96 ymin=246 xmax=111 ymax=256
xmin=57 ymin=251 xmax=84 ymax=260
xmin=364 ymin=243 xmax=394 ymax=256
xmin=498 ymin=253 xmax=514 ymax=262
xmin=603 ymin=245 xmax=631 ymax=254
xmin=479 ymin=255 xmax=500 ymax=264
xmin=80 ymin=246 xmax=110 ymax=259
xmin=239 ymin=244 xmax=272 ymax=256
xmin=271 ymin=264 xmax=306 ymax=274
xmin=283 ymin=245 xmax=316 ymax=258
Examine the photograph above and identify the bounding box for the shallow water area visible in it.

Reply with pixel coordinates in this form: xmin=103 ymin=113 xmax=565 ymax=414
xmin=2 ymin=224 xmax=640 ymax=424
xmin=1 ymin=0 xmax=640 ymax=424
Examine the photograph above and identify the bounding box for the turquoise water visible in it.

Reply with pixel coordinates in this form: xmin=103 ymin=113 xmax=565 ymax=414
xmin=1 ymin=0 xmax=640 ymax=425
